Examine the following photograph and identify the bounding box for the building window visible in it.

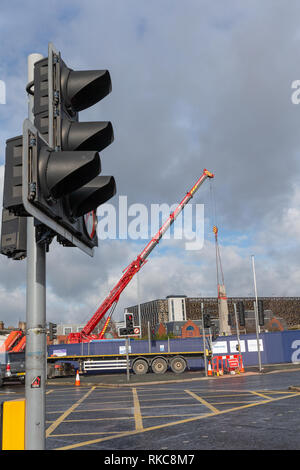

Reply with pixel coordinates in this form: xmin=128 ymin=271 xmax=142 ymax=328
xmin=64 ymin=327 xmax=72 ymax=335
xmin=171 ymin=300 xmax=175 ymax=321
xmin=182 ymin=299 xmax=185 ymax=320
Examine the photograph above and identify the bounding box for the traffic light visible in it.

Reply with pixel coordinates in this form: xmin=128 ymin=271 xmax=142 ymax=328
xmin=203 ymin=313 xmax=211 ymax=328
xmin=118 ymin=313 xmax=140 ymax=337
xmin=258 ymin=300 xmax=264 ymax=326
xmin=25 ymin=42 xmax=116 ymax=255
xmin=2 ymin=136 xmax=26 ymax=217
xmin=1 ymin=136 xmax=27 ymax=260
xmin=49 ymin=322 xmax=57 ymax=341
xmin=0 ymin=210 xmax=27 ymax=260
xmin=237 ymin=301 xmax=245 ymax=326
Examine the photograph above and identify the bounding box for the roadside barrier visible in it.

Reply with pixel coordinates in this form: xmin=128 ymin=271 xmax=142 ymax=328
xmin=211 ymin=354 xmax=244 ymax=376
xmin=0 ymin=399 xmax=25 ymax=450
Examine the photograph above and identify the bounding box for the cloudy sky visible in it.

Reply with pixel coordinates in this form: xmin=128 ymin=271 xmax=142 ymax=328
xmin=1 ymin=0 xmax=300 ymax=328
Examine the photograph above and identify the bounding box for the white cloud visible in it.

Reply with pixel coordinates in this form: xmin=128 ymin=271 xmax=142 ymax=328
xmin=1 ymin=1 xmax=300 ymax=327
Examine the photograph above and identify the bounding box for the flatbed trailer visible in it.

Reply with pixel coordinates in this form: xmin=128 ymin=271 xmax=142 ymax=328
xmin=47 ymin=350 xmax=210 ymax=377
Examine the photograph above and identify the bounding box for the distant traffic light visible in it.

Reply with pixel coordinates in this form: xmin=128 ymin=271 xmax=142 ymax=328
xmin=257 ymin=300 xmax=264 ymax=326
xmin=125 ymin=314 xmax=135 ymax=335
xmin=203 ymin=313 xmax=211 ymax=328
xmin=237 ymin=301 xmax=245 ymax=326
xmin=23 ymin=43 xmax=117 ymax=254
xmin=118 ymin=313 xmax=140 ymax=337
xmin=49 ymin=322 xmax=57 ymax=341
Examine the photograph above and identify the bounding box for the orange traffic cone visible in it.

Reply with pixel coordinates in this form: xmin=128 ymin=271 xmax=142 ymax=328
xmin=240 ymin=356 xmax=245 ymax=373
xmin=207 ymin=361 xmax=213 ymax=376
xmin=75 ymin=370 xmax=80 ymax=386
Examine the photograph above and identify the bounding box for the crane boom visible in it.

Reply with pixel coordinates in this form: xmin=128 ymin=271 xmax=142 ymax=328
xmin=68 ymin=169 xmax=214 ymax=343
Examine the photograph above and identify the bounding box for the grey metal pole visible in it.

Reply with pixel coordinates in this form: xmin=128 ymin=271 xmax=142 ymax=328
xmin=201 ymin=303 xmax=208 ymax=377
xmin=233 ymin=303 xmax=241 ymax=353
xmin=137 ymin=271 xmax=141 ymax=338
xmin=208 ymin=327 xmax=213 ymax=351
xmin=25 ymin=53 xmax=46 ymax=450
xmin=251 ymin=255 xmax=262 ymax=372
xmin=125 ymin=337 xmax=130 ymax=382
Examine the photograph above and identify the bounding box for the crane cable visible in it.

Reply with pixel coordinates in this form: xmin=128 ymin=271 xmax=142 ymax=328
xmin=209 ymin=179 xmax=225 ymax=287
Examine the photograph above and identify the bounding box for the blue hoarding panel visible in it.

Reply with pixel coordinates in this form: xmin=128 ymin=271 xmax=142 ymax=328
xmin=48 ymin=331 xmax=300 ymax=368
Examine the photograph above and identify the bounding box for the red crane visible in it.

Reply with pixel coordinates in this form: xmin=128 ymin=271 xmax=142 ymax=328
xmin=67 ymin=169 xmax=214 ymax=343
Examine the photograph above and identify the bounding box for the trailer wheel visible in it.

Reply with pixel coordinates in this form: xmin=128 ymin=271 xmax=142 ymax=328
xmin=170 ymin=356 xmax=186 ymax=374
xmin=151 ymin=357 xmax=168 ymax=374
xmin=132 ymin=359 xmax=149 ymax=375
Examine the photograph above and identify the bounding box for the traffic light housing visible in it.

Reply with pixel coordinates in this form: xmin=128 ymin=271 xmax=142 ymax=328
xmin=1 ymin=136 xmax=27 ymax=260
xmin=237 ymin=301 xmax=245 ymax=326
xmin=203 ymin=313 xmax=211 ymax=329
xmin=0 ymin=210 xmax=27 ymax=260
xmin=2 ymin=136 xmax=25 ymax=217
xmin=118 ymin=313 xmax=140 ymax=337
xmin=258 ymin=300 xmax=264 ymax=326
xmin=49 ymin=322 xmax=57 ymax=341
xmin=28 ymin=42 xmax=116 ymax=255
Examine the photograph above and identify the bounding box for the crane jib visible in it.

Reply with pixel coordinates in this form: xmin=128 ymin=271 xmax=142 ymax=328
xmin=139 ymin=170 xmax=213 ymax=261
xmin=73 ymin=169 xmax=214 ymax=341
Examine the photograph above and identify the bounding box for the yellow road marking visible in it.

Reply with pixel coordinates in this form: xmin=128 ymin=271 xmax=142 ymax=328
xmin=138 ymin=396 xmax=197 ymax=402
xmin=49 ymin=432 xmax=123 ymax=437
xmin=47 ymin=398 xmax=134 ymax=405
xmin=199 ymin=393 xmax=255 ymax=398
xmin=185 ymin=390 xmax=220 ymax=413
xmin=132 ymin=388 xmax=143 ymax=431
xmin=210 ymin=401 xmax=260 ymax=405
xmin=48 ymin=402 xmax=208 ymax=414
xmin=47 ymin=413 xmax=198 ymax=425
xmin=54 ymin=391 xmax=300 ymax=450
xmin=249 ymin=391 xmax=272 ymax=400
xmin=47 ymin=417 xmax=135 ymax=423
xmin=46 ymin=386 xmax=96 ymax=437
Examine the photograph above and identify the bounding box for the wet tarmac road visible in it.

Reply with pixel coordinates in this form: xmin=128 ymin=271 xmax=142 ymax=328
xmin=1 ymin=369 xmax=300 ymax=451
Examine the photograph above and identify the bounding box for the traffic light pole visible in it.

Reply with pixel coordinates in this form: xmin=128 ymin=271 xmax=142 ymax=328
xmin=201 ymin=303 xmax=208 ymax=377
xmin=251 ymin=255 xmax=262 ymax=372
xmin=25 ymin=53 xmax=46 ymax=450
xmin=125 ymin=337 xmax=130 ymax=383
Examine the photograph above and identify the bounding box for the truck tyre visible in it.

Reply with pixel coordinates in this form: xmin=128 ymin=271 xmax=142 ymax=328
xmin=170 ymin=356 xmax=186 ymax=374
xmin=151 ymin=357 xmax=168 ymax=374
xmin=132 ymin=359 xmax=149 ymax=375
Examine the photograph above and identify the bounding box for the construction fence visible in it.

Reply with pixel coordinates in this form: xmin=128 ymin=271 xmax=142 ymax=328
xmin=47 ymin=330 xmax=300 ymax=370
